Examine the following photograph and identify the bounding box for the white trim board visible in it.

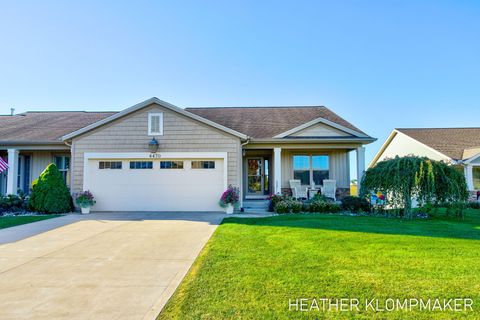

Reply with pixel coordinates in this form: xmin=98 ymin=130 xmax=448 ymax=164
xmin=369 ymin=129 xmax=455 ymax=168
xmin=83 ymin=152 xmax=228 ymax=193
xmin=63 ymin=97 xmax=248 ymax=141
xmin=273 ymin=117 xmax=369 ymax=138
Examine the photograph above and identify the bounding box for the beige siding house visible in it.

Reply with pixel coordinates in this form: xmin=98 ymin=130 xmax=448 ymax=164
xmin=371 ymin=128 xmax=480 ymax=200
xmin=0 ymin=97 xmax=375 ymax=211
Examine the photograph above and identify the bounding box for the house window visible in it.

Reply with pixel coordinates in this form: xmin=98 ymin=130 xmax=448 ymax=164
xmin=160 ymin=161 xmax=184 ymax=169
xmin=99 ymin=161 xmax=122 ymax=169
xmin=191 ymin=161 xmax=215 ymax=169
xmin=129 ymin=161 xmax=153 ymax=169
xmin=312 ymin=155 xmax=329 ymax=185
xmin=148 ymin=113 xmax=163 ymax=136
xmin=473 ymin=167 xmax=480 ymax=190
xmin=293 ymin=155 xmax=329 ymax=186
xmin=292 ymin=155 xmax=310 ymax=185
xmin=54 ymin=156 xmax=70 ymax=181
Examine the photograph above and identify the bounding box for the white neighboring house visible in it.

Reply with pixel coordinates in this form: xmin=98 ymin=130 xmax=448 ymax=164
xmin=370 ymin=128 xmax=480 ymax=200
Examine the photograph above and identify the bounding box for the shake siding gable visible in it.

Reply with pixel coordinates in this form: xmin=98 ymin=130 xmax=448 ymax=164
xmin=71 ymin=104 xmax=240 ymax=193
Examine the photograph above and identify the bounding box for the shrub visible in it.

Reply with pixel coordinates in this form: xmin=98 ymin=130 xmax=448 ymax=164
xmin=268 ymin=194 xmax=291 ymax=212
xmin=310 ymin=193 xmax=330 ymax=202
xmin=467 ymin=201 xmax=480 ymax=209
xmin=445 ymin=201 xmax=467 ymax=218
xmin=274 ymin=199 xmax=303 ymax=214
xmin=29 ymin=163 xmax=72 ymax=214
xmin=291 ymin=201 xmax=303 ymax=213
xmin=275 ymin=200 xmax=291 ymax=214
xmin=309 ymin=200 xmax=341 ymax=213
xmin=341 ymin=196 xmax=371 ymax=213
xmin=0 ymin=194 xmax=26 ymax=213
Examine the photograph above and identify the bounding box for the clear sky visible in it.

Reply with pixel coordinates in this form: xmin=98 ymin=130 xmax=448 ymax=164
xmin=1 ymin=1 xmax=479 ymax=178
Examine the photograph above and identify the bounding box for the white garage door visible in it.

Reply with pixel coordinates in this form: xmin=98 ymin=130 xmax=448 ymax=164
xmin=86 ymin=157 xmax=225 ymax=211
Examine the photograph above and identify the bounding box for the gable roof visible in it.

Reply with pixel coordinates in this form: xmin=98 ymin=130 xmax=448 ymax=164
xmin=62 ymin=97 xmax=248 ymax=140
xmin=0 ymin=111 xmax=115 ymax=145
xmin=0 ymin=98 xmax=372 ymax=145
xmin=186 ymin=106 xmax=369 ymax=139
xmin=396 ymin=128 xmax=480 ymax=160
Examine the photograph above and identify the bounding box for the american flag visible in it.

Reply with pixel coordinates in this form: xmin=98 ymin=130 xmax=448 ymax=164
xmin=0 ymin=157 xmax=8 ymax=173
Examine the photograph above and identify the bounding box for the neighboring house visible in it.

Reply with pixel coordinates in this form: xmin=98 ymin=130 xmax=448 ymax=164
xmin=0 ymin=97 xmax=375 ymax=211
xmin=370 ymin=128 xmax=480 ymax=199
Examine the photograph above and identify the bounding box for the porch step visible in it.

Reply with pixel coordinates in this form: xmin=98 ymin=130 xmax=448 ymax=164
xmin=242 ymin=208 xmax=271 ymax=214
xmin=242 ymin=200 xmax=270 ymax=210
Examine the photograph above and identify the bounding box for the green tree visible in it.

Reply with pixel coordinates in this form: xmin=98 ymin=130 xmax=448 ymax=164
xmin=29 ymin=163 xmax=72 ymax=213
xmin=361 ymin=156 xmax=468 ymax=218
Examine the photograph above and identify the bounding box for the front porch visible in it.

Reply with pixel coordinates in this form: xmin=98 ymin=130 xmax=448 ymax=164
xmin=241 ymin=144 xmax=366 ymax=202
xmin=0 ymin=147 xmax=71 ymax=196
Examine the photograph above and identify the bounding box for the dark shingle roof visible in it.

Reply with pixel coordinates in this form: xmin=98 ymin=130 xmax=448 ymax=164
xmin=396 ymin=128 xmax=480 ymax=160
xmin=0 ymin=112 xmax=116 ymax=144
xmin=0 ymin=105 xmax=369 ymax=144
xmin=186 ymin=106 xmax=366 ymax=139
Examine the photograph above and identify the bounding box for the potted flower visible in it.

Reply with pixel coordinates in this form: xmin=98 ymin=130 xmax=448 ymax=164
xmin=75 ymin=190 xmax=96 ymax=214
xmin=219 ymin=185 xmax=239 ymax=214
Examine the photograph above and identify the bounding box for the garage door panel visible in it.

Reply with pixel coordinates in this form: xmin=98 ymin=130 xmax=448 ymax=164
xmin=87 ymin=159 xmax=224 ymax=211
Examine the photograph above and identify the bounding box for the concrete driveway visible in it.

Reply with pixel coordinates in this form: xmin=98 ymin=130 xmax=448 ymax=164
xmin=0 ymin=212 xmax=224 ymax=320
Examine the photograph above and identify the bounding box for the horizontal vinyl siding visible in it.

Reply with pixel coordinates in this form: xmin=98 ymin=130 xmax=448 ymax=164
xmin=71 ymin=104 xmax=240 ymax=193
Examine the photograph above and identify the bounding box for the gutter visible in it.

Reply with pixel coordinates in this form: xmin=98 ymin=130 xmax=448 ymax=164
xmin=248 ymin=137 xmax=377 ymax=144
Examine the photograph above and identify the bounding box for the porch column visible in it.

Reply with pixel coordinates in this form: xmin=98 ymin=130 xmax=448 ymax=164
xmin=273 ymin=147 xmax=282 ymax=194
xmin=356 ymin=147 xmax=366 ymax=187
xmin=6 ymin=149 xmax=19 ymax=195
xmin=465 ymin=165 xmax=474 ymax=191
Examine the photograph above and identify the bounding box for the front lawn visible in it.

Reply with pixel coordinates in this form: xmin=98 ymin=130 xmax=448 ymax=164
xmin=0 ymin=215 xmax=60 ymax=229
xmin=159 ymin=210 xmax=480 ymax=319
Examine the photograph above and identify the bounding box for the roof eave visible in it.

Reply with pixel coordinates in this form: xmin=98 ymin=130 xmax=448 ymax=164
xmin=249 ymin=137 xmax=376 ymax=144
xmin=61 ymin=97 xmax=248 ymax=141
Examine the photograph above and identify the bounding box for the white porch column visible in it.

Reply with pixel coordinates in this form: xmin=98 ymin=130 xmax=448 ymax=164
xmin=356 ymin=147 xmax=366 ymax=187
xmin=273 ymin=147 xmax=282 ymax=194
xmin=465 ymin=165 xmax=474 ymax=191
xmin=6 ymin=149 xmax=19 ymax=195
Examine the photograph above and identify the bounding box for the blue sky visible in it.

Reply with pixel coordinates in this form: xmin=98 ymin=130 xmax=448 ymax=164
xmin=1 ymin=1 xmax=479 ymax=178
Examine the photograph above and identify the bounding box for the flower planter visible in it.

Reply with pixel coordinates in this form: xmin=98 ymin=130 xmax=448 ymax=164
xmin=225 ymin=203 xmax=234 ymax=214
xmin=81 ymin=206 xmax=90 ymax=214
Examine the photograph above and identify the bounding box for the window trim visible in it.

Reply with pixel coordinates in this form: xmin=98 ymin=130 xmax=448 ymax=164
xmin=191 ymin=160 xmax=216 ymax=169
xmin=129 ymin=161 xmax=153 ymax=169
xmin=148 ymin=113 xmax=164 ymax=136
xmin=54 ymin=155 xmax=70 ymax=181
xmin=99 ymin=161 xmax=123 ymax=170
xmin=292 ymin=154 xmax=329 ymax=187
xmin=160 ymin=160 xmax=184 ymax=169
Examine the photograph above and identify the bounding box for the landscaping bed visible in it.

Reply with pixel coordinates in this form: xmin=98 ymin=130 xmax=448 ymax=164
xmin=158 ymin=209 xmax=480 ymax=319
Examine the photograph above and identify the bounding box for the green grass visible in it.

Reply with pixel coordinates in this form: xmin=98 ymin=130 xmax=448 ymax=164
xmin=159 ymin=209 xmax=480 ymax=319
xmin=0 ymin=215 xmax=60 ymax=229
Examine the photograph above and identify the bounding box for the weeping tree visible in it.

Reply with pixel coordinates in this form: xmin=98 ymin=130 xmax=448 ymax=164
xmin=361 ymin=156 xmax=468 ymax=218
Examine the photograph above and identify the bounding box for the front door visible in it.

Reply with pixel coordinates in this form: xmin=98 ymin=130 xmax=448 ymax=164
xmin=246 ymin=157 xmax=268 ymax=197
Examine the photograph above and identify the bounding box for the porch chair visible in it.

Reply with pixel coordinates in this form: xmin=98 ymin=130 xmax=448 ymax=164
xmin=321 ymin=179 xmax=337 ymax=201
xmin=289 ymin=179 xmax=308 ymax=199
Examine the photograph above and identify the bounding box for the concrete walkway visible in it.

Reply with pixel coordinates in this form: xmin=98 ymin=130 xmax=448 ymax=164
xmin=0 ymin=212 xmax=224 ymax=320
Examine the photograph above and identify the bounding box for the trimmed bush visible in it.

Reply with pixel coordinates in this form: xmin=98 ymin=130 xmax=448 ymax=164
xmin=309 ymin=200 xmax=341 ymax=213
xmin=0 ymin=194 xmax=25 ymax=213
xmin=29 ymin=163 xmax=72 ymax=213
xmin=275 ymin=199 xmax=303 ymax=214
xmin=341 ymin=196 xmax=371 ymax=213
xmin=467 ymin=201 xmax=480 ymax=209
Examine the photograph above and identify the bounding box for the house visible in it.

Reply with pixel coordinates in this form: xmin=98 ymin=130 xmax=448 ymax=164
xmin=370 ymin=128 xmax=480 ymax=199
xmin=0 ymin=97 xmax=375 ymax=211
